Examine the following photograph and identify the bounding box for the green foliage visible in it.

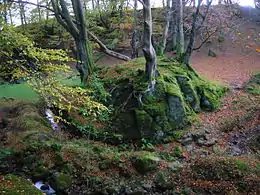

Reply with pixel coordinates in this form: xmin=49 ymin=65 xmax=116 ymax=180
xmin=52 ymin=172 xmax=72 ymax=192
xmin=0 ymin=174 xmax=42 ymax=195
xmin=141 ymin=138 xmax=155 ymax=150
xmin=0 ymin=147 xmax=15 ymax=160
xmin=84 ymin=73 xmax=111 ymax=104
xmin=0 ymin=25 xmax=70 ymax=81
xmin=0 ymin=25 xmax=108 ymax=132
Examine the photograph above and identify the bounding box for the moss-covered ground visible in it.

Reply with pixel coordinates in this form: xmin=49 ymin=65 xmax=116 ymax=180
xmin=0 ymin=174 xmax=42 ymax=195
xmin=0 ymin=67 xmax=259 ymax=194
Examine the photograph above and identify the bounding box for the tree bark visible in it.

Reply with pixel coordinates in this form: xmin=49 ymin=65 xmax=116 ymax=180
xmin=9 ymin=8 xmax=13 ymax=25
xmin=171 ymin=0 xmax=177 ymax=51
xmin=140 ymin=0 xmax=157 ymax=81
xmin=3 ymin=0 xmax=8 ymax=23
xmin=177 ymin=0 xmax=184 ymax=55
xmin=87 ymin=30 xmax=131 ymax=61
xmin=183 ymin=0 xmax=202 ymax=66
xmin=51 ymin=0 xmax=94 ymax=82
xmin=131 ymin=0 xmax=138 ymax=59
xmin=18 ymin=0 xmax=26 ymax=25
xmin=161 ymin=0 xmax=171 ymax=55
xmin=36 ymin=0 xmax=41 ymax=22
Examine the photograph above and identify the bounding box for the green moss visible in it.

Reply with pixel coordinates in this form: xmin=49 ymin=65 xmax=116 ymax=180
xmin=143 ymin=102 xmax=167 ymax=118
xmin=135 ymin=110 xmax=153 ymax=137
xmin=98 ymin=57 xmax=226 ymax=141
xmin=32 ymin=166 xmax=50 ymax=181
xmin=0 ymin=174 xmax=42 ymax=195
xmin=133 ymin=152 xmax=160 ymax=174
xmin=52 ymin=172 xmax=72 ymax=192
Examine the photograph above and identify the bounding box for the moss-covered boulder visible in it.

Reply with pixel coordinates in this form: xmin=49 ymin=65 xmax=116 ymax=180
xmin=0 ymin=174 xmax=42 ymax=195
xmin=99 ymin=57 xmax=227 ymax=142
xmin=132 ymin=152 xmax=160 ymax=174
xmin=51 ymin=172 xmax=72 ymax=192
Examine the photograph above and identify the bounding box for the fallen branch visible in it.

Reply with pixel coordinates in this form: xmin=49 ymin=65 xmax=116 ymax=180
xmin=87 ymin=30 xmax=131 ymax=61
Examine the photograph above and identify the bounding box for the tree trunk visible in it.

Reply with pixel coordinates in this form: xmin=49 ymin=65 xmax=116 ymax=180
xmin=183 ymin=0 xmax=202 ymax=66
xmin=91 ymin=0 xmax=95 ymax=10
xmin=162 ymin=0 xmax=165 ymax=7
xmin=171 ymin=0 xmax=177 ymax=51
xmin=161 ymin=0 xmax=171 ymax=55
xmin=131 ymin=0 xmax=138 ymax=59
xmin=37 ymin=0 xmax=42 ymax=22
xmin=51 ymin=0 xmax=94 ymax=82
xmin=9 ymin=8 xmax=13 ymax=25
xmin=72 ymin=0 xmax=94 ymax=82
xmin=177 ymin=0 xmax=184 ymax=55
xmin=18 ymin=0 xmax=24 ymax=25
xmin=141 ymin=0 xmax=157 ymax=81
xmin=75 ymin=39 xmax=92 ymax=82
xmin=3 ymin=0 xmax=8 ymax=23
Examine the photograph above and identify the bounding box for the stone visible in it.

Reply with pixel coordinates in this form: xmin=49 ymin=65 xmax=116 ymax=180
xmin=142 ymin=184 xmax=152 ymax=190
xmin=196 ymin=138 xmax=217 ymax=147
xmin=135 ymin=110 xmax=153 ymax=138
xmin=128 ymin=187 xmax=147 ymax=195
xmin=167 ymin=95 xmax=186 ymax=126
xmin=218 ymin=36 xmax=225 ymax=43
xmin=181 ymin=137 xmax=193 ymax=146
xmin=184 ymin=144 xmax=194 ymax=152
xmin=192 ymin=131 xmax=206 ymax=140
xmin=133 ymin=153 xmax=160 ymax=174
xmin=154 ymin=172 xmax=171 ymax=190
xmin=208 ymin=49 xmax=217 ymax=57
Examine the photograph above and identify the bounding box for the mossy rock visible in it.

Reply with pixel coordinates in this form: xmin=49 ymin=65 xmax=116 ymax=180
xmin=32 ymin=166 xmax=50 ymax=182
xmin=99 ymin=57 xmax=226 ymax=142
xmin=133 ymin=152 xmax=160 ymax=174
xmin=0 ymin=174 xmax=42 ymax=195
xmin=135 ymin=109 xmax=153 ymax=138
xmin=52 ymin=172 xmax=72 ymax=192
xmin=208 ymin=49 xmax=217 ymax=57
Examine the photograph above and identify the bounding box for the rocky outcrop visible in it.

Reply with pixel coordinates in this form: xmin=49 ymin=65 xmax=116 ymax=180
xmin=100 ymin=57 xmax=227 ymax=142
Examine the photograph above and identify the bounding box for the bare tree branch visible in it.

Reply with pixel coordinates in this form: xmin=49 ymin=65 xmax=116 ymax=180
xmin=8 ymin=0 xmax=54 ymax=11
xmin=87 ymin=30 xmax=131 ymax=61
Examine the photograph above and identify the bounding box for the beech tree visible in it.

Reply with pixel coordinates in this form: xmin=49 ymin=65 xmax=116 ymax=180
xmin=50 ymin=0 xmax=93 ymax=82
xmin=131 ymin=0 xmax=138 ymax=59
xmin=171 ymin=0 xmax=177 ymax=51
xmin=182 ymin=0 xmax=203 ymax=65
xmin=176 ymin=0 xmax=184 ymax=55
xmin=138 ymin=0 xmax=157 ymax=82
xmin=160 ymin=0 xmax=171 ymax=55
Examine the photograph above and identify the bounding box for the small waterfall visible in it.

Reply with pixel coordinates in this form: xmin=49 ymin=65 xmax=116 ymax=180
xmin=45 ymin=108 xmax=59 ymax=131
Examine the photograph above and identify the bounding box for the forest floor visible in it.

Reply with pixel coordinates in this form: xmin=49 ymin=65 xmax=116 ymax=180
xmin=0 ymin=5 xmax=259 ymax=195
xmin=95 ymin=5 xmax=260 ymax=160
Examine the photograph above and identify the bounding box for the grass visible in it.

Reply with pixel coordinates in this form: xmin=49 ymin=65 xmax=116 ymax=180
xmin=0 ymin=71 xmax=81 ymax=101
xmin=0 ymin=83 xmax=38 ymax=101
